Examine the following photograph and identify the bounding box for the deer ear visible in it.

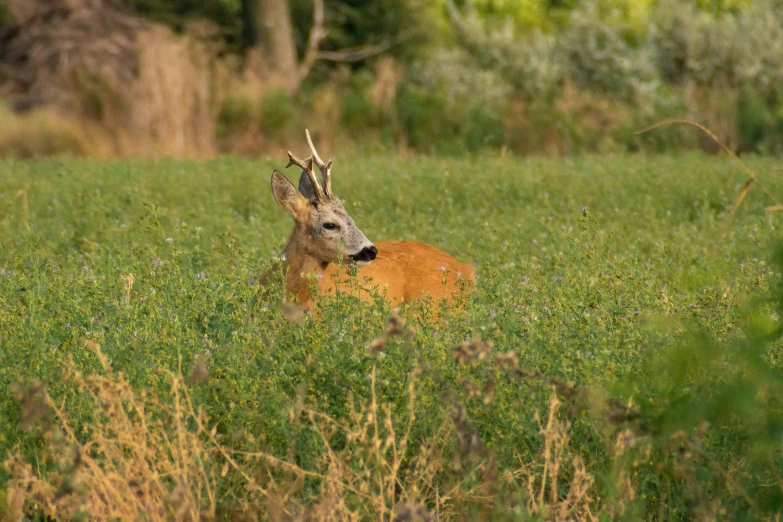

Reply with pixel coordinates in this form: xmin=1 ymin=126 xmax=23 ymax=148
xmin=298 ymin=171 xmax=316 ymax=201
xmin=272 ymin=170 xmax=307 ymax=217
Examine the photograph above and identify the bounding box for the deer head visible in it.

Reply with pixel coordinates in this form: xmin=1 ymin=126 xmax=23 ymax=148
xmin=271 ymin=130 xmax=378 ymax=266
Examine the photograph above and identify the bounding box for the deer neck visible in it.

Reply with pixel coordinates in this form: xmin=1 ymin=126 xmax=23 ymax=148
xmin=281 ymin=226 xmax=329 ymax=303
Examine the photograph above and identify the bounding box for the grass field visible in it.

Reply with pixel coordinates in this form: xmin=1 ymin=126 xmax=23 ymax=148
xmin=1 ymin=152 xmax=783 ymax=520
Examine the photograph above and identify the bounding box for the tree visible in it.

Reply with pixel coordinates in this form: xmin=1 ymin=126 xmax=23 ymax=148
xmin=241 ymin=0 xmax=414 ymax=94
xmin=242 ymin=0 xmax=300 ymax=93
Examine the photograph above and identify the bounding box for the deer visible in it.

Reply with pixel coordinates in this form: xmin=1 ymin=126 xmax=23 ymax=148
xmin=263 ymin=129 xmax=476 ymax=310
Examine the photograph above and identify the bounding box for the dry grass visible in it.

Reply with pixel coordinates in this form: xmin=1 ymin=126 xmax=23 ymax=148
xmin=635 ymin=118 xmax=783 ymax=224
xmin=517 ymin=395 xmax=598 ymax=521
xmin=3 ymin=328 xmax=621 ymax=521
xmin=0 ymin=0 xmax=224 ymax=158
xmin=126 ymin=25 xmax=223 ymax=157
xmin=685 ymin=85 xmax=740 ymax=153
xmin=4 ymin=341 xmax=218 ymax=521
xmin=0 ymin=103 xmax=110 ymax=158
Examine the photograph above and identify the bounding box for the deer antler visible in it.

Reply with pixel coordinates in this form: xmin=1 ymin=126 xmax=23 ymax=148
xmin=305 ymin=129 xmax=334 ymax=199
xmin=286 ymin=143 xmax=326 ymax=202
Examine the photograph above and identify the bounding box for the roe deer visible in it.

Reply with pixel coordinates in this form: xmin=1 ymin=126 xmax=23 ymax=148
xmin=264 ymin=130 xmax=475 ymax=309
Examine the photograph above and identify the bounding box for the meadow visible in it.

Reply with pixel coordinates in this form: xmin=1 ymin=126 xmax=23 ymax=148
xmin=1 ymin=152 xmax=783 ymax=520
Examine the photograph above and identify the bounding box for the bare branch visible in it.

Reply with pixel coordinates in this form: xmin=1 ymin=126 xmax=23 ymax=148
xmin=315 ymin=29 xmax=415 ymax=63
xmin=297 ymin=0 xmax=326 ymax=83
xmin=296 ymin=0 xmax=415 ymax=84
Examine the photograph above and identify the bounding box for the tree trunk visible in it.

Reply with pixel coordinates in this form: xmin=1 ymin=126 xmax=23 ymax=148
xmin=242 ymin=0 xmax=299 ymax=93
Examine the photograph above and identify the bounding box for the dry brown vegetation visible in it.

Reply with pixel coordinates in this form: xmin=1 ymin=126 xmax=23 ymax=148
xmin=0 ymin=0 xmax=224 ymax=158
xmin=3 ymin=329 xmax=630 ymax=521
xmin=0 ymin=103 xmax=110 ymax=158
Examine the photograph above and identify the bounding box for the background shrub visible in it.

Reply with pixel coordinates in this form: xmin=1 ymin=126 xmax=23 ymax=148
xmin=2 ymin=0 xmax=782 ymax=156
xmin=258 ymin=89 xmax=297 ymax=135
xmin=558 ymin=3 xmax=655 ymax=104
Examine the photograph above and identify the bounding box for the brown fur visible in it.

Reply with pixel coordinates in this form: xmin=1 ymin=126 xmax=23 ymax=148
xmin=285 ymin=240 xmax=475 ymax=308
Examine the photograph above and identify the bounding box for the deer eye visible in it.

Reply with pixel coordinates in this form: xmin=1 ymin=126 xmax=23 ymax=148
xmin=322 ymin=223 xmax=338 ymax=231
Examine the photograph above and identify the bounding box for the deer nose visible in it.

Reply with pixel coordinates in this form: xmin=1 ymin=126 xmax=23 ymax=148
xmin=354 ymin=245 xmax=377 ymax=262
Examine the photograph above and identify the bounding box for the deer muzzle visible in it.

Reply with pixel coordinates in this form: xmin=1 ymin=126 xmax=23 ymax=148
xmin=351 ymin=245 xmax=378 ymax=265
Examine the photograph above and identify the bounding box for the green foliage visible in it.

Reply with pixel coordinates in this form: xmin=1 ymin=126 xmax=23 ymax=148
xmin=463 ymin=105 xmax=505 ymax=151
xmin=448 ymin=7 xmax=563 ymax=103
xmin=559 ymin=3 xmax=655 ymax=103
xmin=616 ymin=88 xmax=699 ymax=153
xmin=338 ymin=69 xmax=378 ymax=132
xmin=648 ymin=1 xmax=695 ymax=84
xmin=216 ymin=92 xmax=256 ymax=138
xmin=606 ymin=247 xmax=783 ymax=518
xmin=126 ymin=0 xmax=243 ymax=41
xmin=396 ymin=84 xmax=458 ymax=153
xmin=398 ymin=48 xmax=513 ymax=153
xmin=0 ymin=2 xmax=8 ymax=29
xmin=737 ymin=84 xmax=779 ymax=154
xmin=648 ymin=0 xmax=783 ymax=93
xmin=469 ymin=0 xmax=549 ymax=28
xmin=437 ymin=0 xmax=783 ymax=154
xmin=111 ymin=0 xmax=783 ymax=155
xmin=290 ymin=0 xmax=429 ymax=54
xmin=1 ymin=155 xmax=782 ymax=517
xmin=258 ymin=89 xmax=297 ymax=134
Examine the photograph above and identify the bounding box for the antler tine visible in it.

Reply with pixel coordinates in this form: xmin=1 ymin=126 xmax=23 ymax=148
xmin=286 ymin=150 xmax=326 ymax=201
xmin=305 ymin=129 xmax=334 ymax=198
xmin=285 ymin=151 xmax=310 ymax=171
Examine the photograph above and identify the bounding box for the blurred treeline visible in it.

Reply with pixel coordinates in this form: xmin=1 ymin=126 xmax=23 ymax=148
xmin=1 ymin=0 xmax=782 ymax=157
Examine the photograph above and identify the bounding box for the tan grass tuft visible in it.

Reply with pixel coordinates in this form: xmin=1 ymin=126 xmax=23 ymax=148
xmin=0 ymin=104 xmax=110 ymax=158
xmin=514 ymin=392 xmax=599 ymax=521
xmin=129 ymin=26 xmax=221 ymax=157
xmin=5 ymin=343 xmax=218 ymax=521
xmin=121 ymin=273 xmax=134 ymax=304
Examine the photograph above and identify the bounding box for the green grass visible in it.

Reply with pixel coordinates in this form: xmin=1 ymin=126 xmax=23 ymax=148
xmin=1 ymin=152 xmax=783 ymax=519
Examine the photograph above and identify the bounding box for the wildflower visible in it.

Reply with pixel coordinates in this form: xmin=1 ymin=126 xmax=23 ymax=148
xmin=166 ymin=237 xmax=173 ymax=244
